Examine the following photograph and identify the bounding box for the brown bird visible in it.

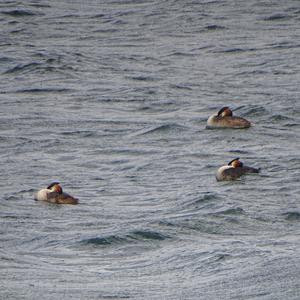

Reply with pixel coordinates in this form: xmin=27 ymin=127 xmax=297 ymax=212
xmin=216 ymin=158 xmax=260 ymax=181
xmin=35 ymin=182 xmax=79 ymax=205
xmin=207 ymin=107 xmax=251 ymax=129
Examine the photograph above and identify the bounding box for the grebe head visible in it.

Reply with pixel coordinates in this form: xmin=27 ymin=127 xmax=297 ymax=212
xmin=228 ymin=158 xmax=243 ymax=168
xmin=218 ymin=107 xmax=233 ymax=117
xmin=47 ymin=182 xmax=63 ymax=194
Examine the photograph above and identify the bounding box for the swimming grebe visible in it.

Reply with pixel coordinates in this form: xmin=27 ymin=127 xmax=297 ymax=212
xmin=216 ymin=158 xmax=260 ymax=181
xmin=207 ymin=107 xmax=251 ymax=129
xmin=35 ymin=182 xmax=78 ymax=205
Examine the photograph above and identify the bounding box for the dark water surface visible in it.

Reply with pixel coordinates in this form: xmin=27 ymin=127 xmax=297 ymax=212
xmin=1 ymin=0 xmax=300 ymax=299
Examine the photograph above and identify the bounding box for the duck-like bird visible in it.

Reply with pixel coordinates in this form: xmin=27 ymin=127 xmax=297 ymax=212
xmin=216 ymin=158 xmax=260 ymax=181
xmin=35 ymin=182 xmax=79 ymax=205
xmin=207 ymin=107 xmax=251 ymax=129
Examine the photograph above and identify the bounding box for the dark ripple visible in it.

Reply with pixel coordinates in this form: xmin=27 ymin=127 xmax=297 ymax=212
xmin=195 ymin=193 xmax=220 ymax=203
xmin=4 ymin=62 xmax=41 ymax=74
xmin=263 ymin=13 xmax=290 ymax=21
xmin=213 ymin=207 xmax=246 ymax=216
xmin=0 ymin=56 xmax=13 ymax=63
xmin=183 ymin=192 xmax=220 ymax=209
xmin=14 ymin=88 xmax=74 ymax=94
xmin=204 ymin=24 xmax=226 ymax=31
xmin=1 ymin=9 xmax=40 ymax=17
xmin=136 ymin=123 xmax=188 ymax=136
xmin=128 ymin=75 xmax=160 ymax=82
xmin=98 ymin=294 xmax=130 ymax=299
xmin=167 ymin=51 xmax=196 ymax=57
xmin=241 ymin=105 xmax=267 ymax=117
xmin=270 ymin=114 xmax=293 ymax=122
xmin=81 ymin=236 xmax=127 ymax=246
xmin=284 ymin=123 xmax=299 ymax=128
xmin=268 ymin=42 xmax=300 ymax=50
xmin=172 ymin=219 xmax=227 ymax=235
xmin=79 ymin=230 xmax=170 ymax=247
xmin=3 ymin=188 xmax=38 ymax=202
xmin=282 ymin=212 xmax=300 ymax=221
xmin=60 ymin=130 xmax=95 ymax=138
xmin=169 ymin=84 xmax=193 ymax=90
xmin=214 ymin=47 xmax=258 ymax=54
xmin=228 ymin=149 xmax=250 ymax=154
xmin=131 ymin=230 xmax=169 ymax=240
xmin=29 ymin=3 xmax=51 ymax=8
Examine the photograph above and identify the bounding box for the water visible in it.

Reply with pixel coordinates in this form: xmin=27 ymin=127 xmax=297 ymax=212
xmin=1 ymin=0 xmax=300 ymax=299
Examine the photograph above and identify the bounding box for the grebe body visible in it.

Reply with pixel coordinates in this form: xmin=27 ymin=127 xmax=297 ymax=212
xmin=35 ymin=182 xmax=78 ymax=205
xmin=207 ymin=107 xmax=251 ymax=129
xmin=216 ymin=158 xmax=260 ymax=181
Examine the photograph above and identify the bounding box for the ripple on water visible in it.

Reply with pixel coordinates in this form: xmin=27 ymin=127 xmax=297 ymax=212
xmin=135 ymin=123 xmax=189 ymax=136
xmin=213 ymin=207 xmax=246 ymax=216
xmin=204 ymin=24 xmax=226 ymax=31
xmin=182 ymin=192 xmax=220 ymax=210
xmin=237 ymin=105 xmax=267 ymax=117
xmin=262 ymin=13 xmax=290 ymax=21
xmin=1 ymin=9 xmax=40 ymax=17
xmin=78 ymin=230 xmax=170 ymax=249
xmin=4 ymin=62 xmax=41 ymax=74
xmin=282 ymin=212 xmax=300 ymax=221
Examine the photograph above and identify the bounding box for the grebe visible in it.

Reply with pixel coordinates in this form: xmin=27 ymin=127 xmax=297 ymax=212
xmin=207 ymin=107 xmax=251 ymax=129
xmin=35 ymin=182 xmax=78 ymax=205
xmin=216 ymin=158 xmax=260 ymax=181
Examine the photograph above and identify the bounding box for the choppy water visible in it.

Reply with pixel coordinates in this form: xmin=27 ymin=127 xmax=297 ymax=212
xmin=1 ymin=1 xmax=300 ymax=299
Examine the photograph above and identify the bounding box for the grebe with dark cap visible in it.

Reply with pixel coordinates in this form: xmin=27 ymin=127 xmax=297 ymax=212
xmin=207 ymin=107 xmax=251 ymax=129
xmin=35 ymin=182 xmax=78 ymax=205
xmin=216 ymin=158 xmax=260 ymax=181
